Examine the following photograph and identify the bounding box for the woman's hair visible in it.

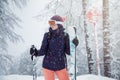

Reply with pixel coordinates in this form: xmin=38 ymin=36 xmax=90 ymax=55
xmin=57 ymin=24 xmax=63 ymax=28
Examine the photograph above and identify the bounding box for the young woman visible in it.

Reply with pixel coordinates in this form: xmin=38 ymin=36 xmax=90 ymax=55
xmin=30 ymin=15 xmax=70 ymax=80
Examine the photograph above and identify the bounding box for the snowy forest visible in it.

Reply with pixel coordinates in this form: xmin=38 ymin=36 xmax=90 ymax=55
xmin=0 ymin=0 xmax=120 ymax=80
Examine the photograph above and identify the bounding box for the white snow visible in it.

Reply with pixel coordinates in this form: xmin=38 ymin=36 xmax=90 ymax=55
xmin=0 ymin=74 xmax=116 ymax=80
xmin=77 ymin=74 xmax=116 ymax=80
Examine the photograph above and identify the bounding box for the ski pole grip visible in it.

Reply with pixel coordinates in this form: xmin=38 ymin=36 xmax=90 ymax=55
xmin=30 ymin=45 xmax=36 ymax=55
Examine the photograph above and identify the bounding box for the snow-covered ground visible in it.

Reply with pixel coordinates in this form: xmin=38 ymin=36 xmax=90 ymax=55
xmin=0 ymin=74 xmax=116 ymax=80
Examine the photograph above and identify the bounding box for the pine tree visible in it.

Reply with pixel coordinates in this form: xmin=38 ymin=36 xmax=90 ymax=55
xmin=0 ymin=0 xmax=27 ymax=52
xmin=0 ymin=0 xmax=27 ymax=75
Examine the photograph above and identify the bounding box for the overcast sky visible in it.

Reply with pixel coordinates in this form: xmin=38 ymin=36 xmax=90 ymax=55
xmin=8 ymin=0 xmax=50 ymax=56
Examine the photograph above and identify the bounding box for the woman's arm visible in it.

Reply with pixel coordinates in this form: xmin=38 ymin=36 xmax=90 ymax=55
xmin=37 ymin=33 xmax=48 ymax=56
xmin=64 ymin=33 xmax=70 ymax=55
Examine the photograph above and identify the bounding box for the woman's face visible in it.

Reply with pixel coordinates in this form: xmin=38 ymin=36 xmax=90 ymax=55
xmin=49 ymin=20 xmax=58 ymax=30
xmin=50 ymin=24 xmax=58 ymax=30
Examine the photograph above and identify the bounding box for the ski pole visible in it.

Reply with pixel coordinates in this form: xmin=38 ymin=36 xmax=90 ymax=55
xmin=30 ymin=45 xmax=37 ymax=80
xmin=73 ymin=27 xmax=77 ymax=80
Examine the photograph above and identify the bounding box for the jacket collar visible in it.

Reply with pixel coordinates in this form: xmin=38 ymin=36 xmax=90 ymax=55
xmin=49 ymin=26 xmax=64 ymax=36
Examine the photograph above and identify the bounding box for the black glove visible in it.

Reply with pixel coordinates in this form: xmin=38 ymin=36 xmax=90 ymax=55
xmin=30 ymin=45 xmax=38 ymax=58
xmin=72 ymin=37 xmax=79 ymax=47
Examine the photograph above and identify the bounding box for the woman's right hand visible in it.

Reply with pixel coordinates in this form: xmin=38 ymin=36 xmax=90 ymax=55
xmin=30 ymin=45 xmax=38 ymax=57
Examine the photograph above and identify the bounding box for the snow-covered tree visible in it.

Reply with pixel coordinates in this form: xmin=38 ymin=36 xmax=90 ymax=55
xmin=0 ymin=53 xmax=13 ymax=75
xmin=9 ymin=56 xmax=20 ymax=74
xmin=18 ymin=49 xmax=33 ymax=75
xmin=0 ymin=0 xmax=27 ymax=52
xmin=103 ymin=0 xmax=111 ymax=77
xmin=0 ymin=0 xmax=27 ymax=75
xmin=82 ymin=0 xmax=94 ymax=74
xmin=109 ymin=0 xmax=120 ymax=79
